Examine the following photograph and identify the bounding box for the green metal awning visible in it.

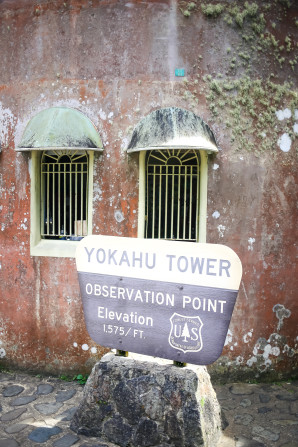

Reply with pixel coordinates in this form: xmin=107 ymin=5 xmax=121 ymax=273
xmin=127 ymin=107 xmax=218 ymax=154
xmin=17 ymin=107 xmax=103 ymax=151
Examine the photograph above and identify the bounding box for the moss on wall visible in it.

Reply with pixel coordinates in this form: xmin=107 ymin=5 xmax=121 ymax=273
xmin=179 ymin=0 xmax=297 ymax=155
xmin=189 ymin=76 xmax=296 ymax=154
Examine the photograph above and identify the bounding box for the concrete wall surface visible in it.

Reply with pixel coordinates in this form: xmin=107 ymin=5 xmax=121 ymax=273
xmin=0 ymin=0 xmax=297 ymax=381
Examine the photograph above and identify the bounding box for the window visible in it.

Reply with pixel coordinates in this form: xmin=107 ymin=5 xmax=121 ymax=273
xmin=145 ymin=149 xmax=200 ymax=241
xmin=126 ymin=107 xmax=218 ymax=243
xmin=17 ymin=107 xmax=103 ymax=257
xmin=30 ymin=150 xmax=94 ymax=257
xmin=41 ymin=150 xmax=88 ymax=240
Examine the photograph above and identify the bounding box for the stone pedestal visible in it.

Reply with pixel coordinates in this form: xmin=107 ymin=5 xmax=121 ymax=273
xmin=71 ymin=353 xmax=222 ymax=447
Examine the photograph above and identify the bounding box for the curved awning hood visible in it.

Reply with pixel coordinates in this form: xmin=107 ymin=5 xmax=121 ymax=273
xmin=17 ymin=107 xmax=103 ymax=151
xmin=127 ymin=107 xmax=218 ymax=153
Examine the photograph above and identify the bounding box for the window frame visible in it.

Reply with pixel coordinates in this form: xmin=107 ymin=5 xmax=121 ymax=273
xmin=30 ymin=150 xmax=94 ymax=258
xmin=137 ymin=150 xmax=208 ymax=243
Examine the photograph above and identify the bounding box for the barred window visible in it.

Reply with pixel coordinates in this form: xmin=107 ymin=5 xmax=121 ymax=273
xmin=41 ymin=150 xmax=88 ymax=240
xmin=145 ymin=149 xmax=200 ymax=242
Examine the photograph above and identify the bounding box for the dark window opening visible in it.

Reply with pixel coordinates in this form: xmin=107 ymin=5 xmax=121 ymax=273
xmin=145 ymin=149 xmax=200 ymax=241
xmin=41 ymin=150 xmax=88 ymax=240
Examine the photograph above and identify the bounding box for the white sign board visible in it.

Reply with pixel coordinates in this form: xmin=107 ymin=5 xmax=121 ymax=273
xmin=76 ymin=235 xmax=242 ymax=365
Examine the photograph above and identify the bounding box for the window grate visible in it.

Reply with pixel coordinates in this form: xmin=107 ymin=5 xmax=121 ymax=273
xmin=41 ymin=150 xmax=88 ymax=239
xmin=145 ymin=149 xmax=200 ymax=242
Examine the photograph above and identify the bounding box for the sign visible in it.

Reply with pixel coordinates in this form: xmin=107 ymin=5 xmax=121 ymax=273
xmin=76 ymin=235 xmax=242 ymax=365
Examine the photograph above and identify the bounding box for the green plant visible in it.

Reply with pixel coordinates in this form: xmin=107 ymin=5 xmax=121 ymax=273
xmin=201 ymin=3 xmax=224 ymax=18
xmin=97 ymin=399 xmax=108 ymax=405
xmin=188 ymin=2 xmax=196 ymax=10
xmin=59 ymin=374 xmax=72 ymax=381
xmin=0 ymin=364 xmax=11 ymax=373
xmin=73 ymin=373 xmax=89 ymax=385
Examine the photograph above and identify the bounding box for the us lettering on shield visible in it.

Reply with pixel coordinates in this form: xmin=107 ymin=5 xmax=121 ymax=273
xmin=169 ymin=313 xmax=203 ymax=354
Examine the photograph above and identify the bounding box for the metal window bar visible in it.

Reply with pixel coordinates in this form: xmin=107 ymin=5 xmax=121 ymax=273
xmin=146 ymin=150 xmax=199 ymax=242
xmin=41 ymin=152 xmax=88 ymax=239
xmin=170 ymin=168 xmax=174 ymax=239
xmin=158 ymin=166 xmax=162 ymax=238
xmin=152 ymin=166 xmax=156 ymax=238
xmin=189 ymin=166 xmax=193 ymax=239
xmin=52 ymin=165 xmax=56 ymax=235
xmin=41 ymin=164 xmax=45 ymax=235
xmin=75 ymin=164 xmax=78 ymax=233
xmin=69 ymin=164 xmax=72 ymax=236
xmin=183 ymin=166 xmax=187 ymax=240
xmin=46 ymin=165 xmax=50 ymax=235
xmin=144 ymin=164 xmax=149 ymax=237
xmin=81 ymin=166 xmax=84 ymax=235
xmin=195 ymin=165 xmax=200 ymax=241
xmin=63 ymin=166 xmax=66 ymax=236
xmin=58 ymin=163 xmax=61 ymax=236
xmin=177 ymin=166 xmax=181 ymax=239
xmin=164 ymin=165 xmax=169 ymax=239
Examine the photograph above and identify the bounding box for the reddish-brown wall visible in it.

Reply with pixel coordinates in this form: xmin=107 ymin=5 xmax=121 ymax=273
xmin=0 ymin=0 xmax=297 ymax=380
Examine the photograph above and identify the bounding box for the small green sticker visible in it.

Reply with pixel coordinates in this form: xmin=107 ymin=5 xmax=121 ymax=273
xmin=175 ymin=68 xmax=185 ymax=77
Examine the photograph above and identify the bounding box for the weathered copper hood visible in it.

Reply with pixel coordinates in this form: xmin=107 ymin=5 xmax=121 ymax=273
xmin=127 ymin=107 xmax=218 ymax=153
xmin=17 ymin=107 xmax=103 ymax=151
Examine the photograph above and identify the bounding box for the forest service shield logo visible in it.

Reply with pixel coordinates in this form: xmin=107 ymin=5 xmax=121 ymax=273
xmin=169 ymin=313 xmax=203 ymax=353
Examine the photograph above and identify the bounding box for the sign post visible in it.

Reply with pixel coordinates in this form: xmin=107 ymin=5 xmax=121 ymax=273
xmin=76 ymin=235 xmax=242 ymax=365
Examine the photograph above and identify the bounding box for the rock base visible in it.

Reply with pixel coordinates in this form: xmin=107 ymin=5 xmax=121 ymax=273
xmin=71 ymin=353 xmax=222 ymax=447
